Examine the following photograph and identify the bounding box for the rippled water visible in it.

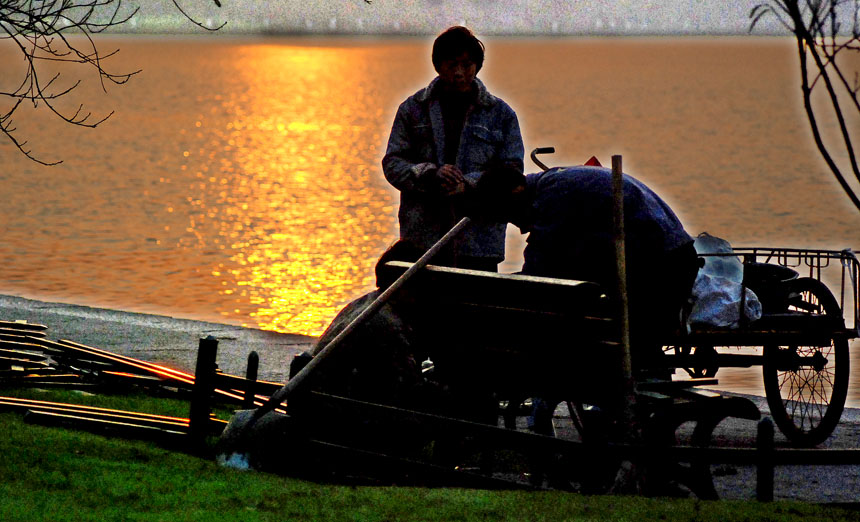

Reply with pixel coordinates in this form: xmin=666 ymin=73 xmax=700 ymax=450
xmin=2 ymin=35 xmax=859 ymax=401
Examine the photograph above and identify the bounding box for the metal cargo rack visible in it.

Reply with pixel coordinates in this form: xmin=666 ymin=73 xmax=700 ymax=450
xmin=663 ymin=247 xmax=859 ymax=448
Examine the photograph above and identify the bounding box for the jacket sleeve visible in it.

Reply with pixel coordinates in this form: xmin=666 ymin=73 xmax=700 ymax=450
xmin=381 ymin=102 xmax=437 ymax=193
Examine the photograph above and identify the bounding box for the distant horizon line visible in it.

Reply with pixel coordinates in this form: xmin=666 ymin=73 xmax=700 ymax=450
xmin=104 ymin=27 xmax=787 ymax=38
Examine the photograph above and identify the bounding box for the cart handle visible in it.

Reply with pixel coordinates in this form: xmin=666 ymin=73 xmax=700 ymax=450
xmin=530 ymin=147 xmax=555 ymax=171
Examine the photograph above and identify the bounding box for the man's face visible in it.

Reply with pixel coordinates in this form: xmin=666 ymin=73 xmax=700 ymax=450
xmin=437 ymin=52 xmax=477 ymax=93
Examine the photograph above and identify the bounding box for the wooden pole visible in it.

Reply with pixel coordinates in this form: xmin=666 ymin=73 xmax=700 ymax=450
xmin=190 ymin=336 xmax=218 ymax=442
xmin=757 ymin=416 xmax=775 ymax=502
xmin=612 ymin=155 xmax=635 ymax=405
xmin=243 ymin=351 xmax=259 ymax=409
xmin=610 ymin=155 xmax=642 ymax=494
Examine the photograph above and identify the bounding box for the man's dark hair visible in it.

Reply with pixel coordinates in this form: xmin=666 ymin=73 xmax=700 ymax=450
xmin=432 ymin=26 xmax=485 ymax=73
xmin=467 ymin=163 xmax=528 ymax=222
xmin=375 ymin=240 xmax=421 ymax=289
xmin=475 ymin=162 xmax=526 ymax=199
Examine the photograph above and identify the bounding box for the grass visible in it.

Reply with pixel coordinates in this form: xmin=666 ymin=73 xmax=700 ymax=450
xmin=0 ymin=388 xmax=856 ymax=521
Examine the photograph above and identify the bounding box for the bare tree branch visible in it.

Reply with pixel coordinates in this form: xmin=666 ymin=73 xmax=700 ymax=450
xmin=0 ymin=0 xmax=225 ymax=165
xmin=171 ymin=0 xmax=226 ymax=31
xmin=751 ymin=0 xmax=860 ymax=213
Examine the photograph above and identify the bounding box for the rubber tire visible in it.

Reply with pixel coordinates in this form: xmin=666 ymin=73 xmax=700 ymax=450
xmin=762 ymin=277 xmax=849 ymax=447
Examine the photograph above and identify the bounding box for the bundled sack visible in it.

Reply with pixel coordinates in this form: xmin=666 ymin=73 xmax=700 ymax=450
xmin=688 ymin=232 xmax=762 ymax=329
xmin=694 ymin=232 xmax=743 ymax=283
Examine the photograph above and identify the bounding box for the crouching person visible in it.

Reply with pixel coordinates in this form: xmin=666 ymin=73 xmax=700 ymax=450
xmin=304 ymin=239 xmax=498 ymax=420
xmin=292 ymin=241 xmax=500 ymax=475
xmin=303 ymin=241 xmax=427 ymax=409
xmin=471 ymin=163 xmax=700 ymax=373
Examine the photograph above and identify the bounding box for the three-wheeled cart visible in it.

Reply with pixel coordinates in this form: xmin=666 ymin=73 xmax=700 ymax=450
xmin=525 ymin=147 xmax=859 ymax=448
xmin=664 ymin=247 xmax=859 ymax=447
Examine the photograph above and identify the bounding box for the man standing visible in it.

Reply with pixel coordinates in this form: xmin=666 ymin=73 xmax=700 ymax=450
xmin=382 ymin=26 xmax=524 ymax=271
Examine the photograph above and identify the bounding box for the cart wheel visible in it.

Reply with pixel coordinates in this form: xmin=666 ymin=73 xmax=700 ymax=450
xmin=762 ymin=277 xmax=849 ymax=447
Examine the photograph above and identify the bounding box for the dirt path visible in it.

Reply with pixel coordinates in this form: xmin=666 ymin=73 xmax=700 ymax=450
xmin=548 ymin=393 xmax=860 ymax=502
xmin=702 ymin=393 xmax=860 ymax=502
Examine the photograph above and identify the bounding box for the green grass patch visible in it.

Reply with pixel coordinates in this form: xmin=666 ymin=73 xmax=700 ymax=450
xmin=0 ymin=388 xmax=856 ymax=521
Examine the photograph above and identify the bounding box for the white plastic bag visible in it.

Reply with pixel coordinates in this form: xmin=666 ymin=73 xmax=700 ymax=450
xmin=694 ymin=232 xmax=743 ymax=284
xmin=688 ymin=232 xmax=762 ymax=329
xmin=688 ymin=272 xmax=762 ymax=329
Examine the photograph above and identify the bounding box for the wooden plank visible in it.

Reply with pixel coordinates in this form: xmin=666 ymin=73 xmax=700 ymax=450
xmin=0 ymin=366 xmax=56 ymax=376
xmin=0 ymin=364 xmax=57 ymax=376
xmin=1 ymin=373 xmax=82 ymax=382
xmin=51 ymin=355 xmax=118 ymax=371
xmin=0 ymin=347 xmax=47 ymax=362
xmin=0 ymin=328 xmax=46 ymax=338
xmin=213 ymin=371 xmax=282 ymax=396
xmin=0 ymin=401 xmax=187 ymax=430
xmin=662 ymin=353 xmax=762 ymax=370
xmin=99 ymin=371 xmax=169 ymax=386
xmin=30 ymin=339 xmax=196 ymax=390
xmin=676 ymin=388 xmax=722 ymax=400
xmin=0 ymin=320 xmax=48 ymax=332
xmin=0 ymin=374 xmax=90 ymax=388
xmin=0 ymin=396 xmax=227 ymax=431
xmin=0 ymin=334 xmax=48 ymax=346
xmin=23 ymin=410 xmax=188 ymax=442
xmin=379 ymin=261 xmax=610 ymax=316
xmin=635 ymin=390 xmax=674 ymax=404
xmin=0 ymin=355 xmax=51 ymax=367
xmin=637 ymin=379 xmax=719 ymax=392
xmin=12 ymin=336 xmax=67 ymax=355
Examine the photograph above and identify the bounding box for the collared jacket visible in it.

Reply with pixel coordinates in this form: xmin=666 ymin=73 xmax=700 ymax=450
xmin=382 ymin=77 xmax=524 ymax=261
xmin=521 ymin=166 xmax=694 ymax=284
xmin=520 ymin=166 xmax=697 ymax=343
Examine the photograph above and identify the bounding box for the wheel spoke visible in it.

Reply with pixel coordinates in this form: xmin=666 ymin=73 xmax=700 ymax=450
xmin=777 ymin=343 xmax=838 ymax=432
xmin=763 ymin=277 xmax=848 ymax=446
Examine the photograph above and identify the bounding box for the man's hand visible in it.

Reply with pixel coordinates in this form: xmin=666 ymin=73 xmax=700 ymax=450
xmin=436 ymin=164 xmax=466 ymax=195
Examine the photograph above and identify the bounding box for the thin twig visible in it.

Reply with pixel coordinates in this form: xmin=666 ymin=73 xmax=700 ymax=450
xmin=0 ymin=0 xmax=226 ymax=164
xmin=751 ymin=0 xmax=860 ymax=212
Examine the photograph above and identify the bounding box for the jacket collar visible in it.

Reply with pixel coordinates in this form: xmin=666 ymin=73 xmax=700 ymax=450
xmin=418 ymin=77 xmax=494 ymax=108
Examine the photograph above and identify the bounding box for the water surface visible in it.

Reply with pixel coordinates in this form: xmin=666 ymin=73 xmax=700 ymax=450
xmin=2 ymin=36 xmax=859 ymax=401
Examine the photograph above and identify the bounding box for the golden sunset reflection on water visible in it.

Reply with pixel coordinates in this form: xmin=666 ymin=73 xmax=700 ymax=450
xmin=177 ymin=43 xmax=397 ymax=335
xmin=3 ymin=37 xmax=860 ymax=352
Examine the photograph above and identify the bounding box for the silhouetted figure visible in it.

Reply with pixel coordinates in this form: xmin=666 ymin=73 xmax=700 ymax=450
xmin=382 ymin=26 xmax=524 ymax=272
